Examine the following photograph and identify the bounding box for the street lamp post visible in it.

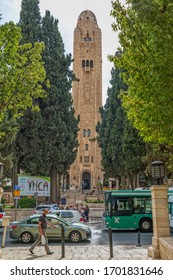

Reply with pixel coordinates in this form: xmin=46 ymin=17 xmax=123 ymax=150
xmin=148 ymin=160 xmax=170 ymax=259
xmin=151 ymin=161 xmax=165 ymax=185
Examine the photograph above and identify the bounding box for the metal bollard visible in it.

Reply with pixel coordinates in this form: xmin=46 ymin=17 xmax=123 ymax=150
xmin=136 ymin=231 xmax=141 ymax=246
xmin=108 ymin=227 xmax=113 ymax=258
xmin=60 ymin=223 xmax=65 ymax=258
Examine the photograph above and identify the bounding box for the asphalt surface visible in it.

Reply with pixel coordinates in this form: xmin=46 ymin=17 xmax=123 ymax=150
xmin=0 ymin=222 xmax=154 ymax=260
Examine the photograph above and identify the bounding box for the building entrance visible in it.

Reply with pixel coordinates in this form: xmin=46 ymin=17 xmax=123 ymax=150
xmin=82 ymin=172 xmax=91 ymax=190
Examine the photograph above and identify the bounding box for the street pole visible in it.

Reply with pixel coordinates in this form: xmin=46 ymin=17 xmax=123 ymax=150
xmin=108 ymin=227 xmax=113 ymax=258
xmin=61 ymin=223 xmax=65 ymax=258
xmin=14 ymin=198 xmax=18 ymax=221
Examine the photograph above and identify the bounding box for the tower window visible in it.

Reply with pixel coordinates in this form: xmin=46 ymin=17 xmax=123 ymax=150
xmin=80 ymin=156 xmax=82 ymax=163
xmin=82 ymin=60 xmax=85 ymax=67
xmin=85 ymin=144 xmax=89 ymax=151
xmin=83 ymin=129 xmax=91 ymax=137
xmin=82 ymin=60 xmax=93 ymax=69
xmin=84 ymin=156 xmax=89 ymax=163
xmin=91 ymin=156 xmax=94 ymax=163
xmin=87 ymin=129 xmax=91 ymax=137
xmin=83 ymin=129 xmax=87 ymax=137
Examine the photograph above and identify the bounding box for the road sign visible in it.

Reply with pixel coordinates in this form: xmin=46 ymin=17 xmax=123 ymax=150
xmin=14 ymin=185 xmax=20 ymax=190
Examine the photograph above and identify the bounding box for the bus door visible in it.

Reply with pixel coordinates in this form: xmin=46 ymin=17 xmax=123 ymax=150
xmin=111 ymin=197 xmax=134 ymax=229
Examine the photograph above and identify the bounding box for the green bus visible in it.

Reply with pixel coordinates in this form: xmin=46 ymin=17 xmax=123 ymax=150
xmin=104 ymin=189 xmax=173 ymax=232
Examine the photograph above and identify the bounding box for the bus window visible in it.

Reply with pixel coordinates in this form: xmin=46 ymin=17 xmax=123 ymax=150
xmin=112 ymin=198 xmax=133 ymax=216
xmin=133 ymin=197 xmax=152 ymax=214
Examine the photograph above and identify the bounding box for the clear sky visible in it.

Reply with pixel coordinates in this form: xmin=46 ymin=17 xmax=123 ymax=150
xmin=0 ymin=0 xmax=121 ymax=104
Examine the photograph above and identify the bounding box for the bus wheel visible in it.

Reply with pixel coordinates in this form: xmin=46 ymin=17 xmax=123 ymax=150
xmin=139 ymin=218 xmax=152 ymax=232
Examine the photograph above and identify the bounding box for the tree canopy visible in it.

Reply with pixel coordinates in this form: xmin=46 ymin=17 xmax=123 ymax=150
xmin=16 ymin=3 xmax=79 ymax=201
xmin=110 ymin=0 xmax=173 ymax=145
xmin=0 ymin=21 xmax=46 ymax=143
xmin=97 ymin=64 xmax=146 ymax=188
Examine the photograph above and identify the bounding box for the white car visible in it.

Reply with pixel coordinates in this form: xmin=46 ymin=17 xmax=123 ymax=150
xmin=0 ymin=204 xmax=5 ymax=227
xmin=52 ymin=210 xmax=85 ymax=223
xmin=33 ymin=204 xmax=59 ymax=214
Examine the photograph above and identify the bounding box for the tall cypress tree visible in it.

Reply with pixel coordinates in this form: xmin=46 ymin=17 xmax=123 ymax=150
xmin=97 ymin=66 xmax=126 ymax=183
xmin=17 ymin=6 xmax=79 ymax=202
xmin=97 ymin=63 xmax=146 ymax=189
xmin=19 ymin=0 xmax=42 ymax=44
xmin=39 ymin=10 xmax=79 ymax=202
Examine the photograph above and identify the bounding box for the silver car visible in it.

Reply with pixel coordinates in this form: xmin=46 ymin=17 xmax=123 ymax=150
xmin=52 ymin=210 xmax=85 ymax=223
xmin=33 ymin=204 xmax=59 ymax=214
xmin=10 ymin=214 xmax=91 ymax=243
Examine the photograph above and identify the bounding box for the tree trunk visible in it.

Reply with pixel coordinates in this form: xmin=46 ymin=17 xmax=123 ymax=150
xmin=12 ymin=160 xmax=18 ymax=187
xmin=50 ymin=167 xmax=57 ymax=203
xmin=57 ymin=173 xmax=61 ymax=203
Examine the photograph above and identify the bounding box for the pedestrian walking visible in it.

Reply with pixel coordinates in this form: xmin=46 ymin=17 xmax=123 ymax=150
xmin=84 ymin=204 xmax=90 ymax=222
xmin=29 ymin=208 xmax=55 ymax=255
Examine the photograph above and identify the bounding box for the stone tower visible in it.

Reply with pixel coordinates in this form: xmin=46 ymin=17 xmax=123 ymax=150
xmin=69 ymin=10 xmax=103 ymax=192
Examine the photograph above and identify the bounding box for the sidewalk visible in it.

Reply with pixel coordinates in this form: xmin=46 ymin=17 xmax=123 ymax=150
xmin=0 ymin=244 xmax=152 ymax=260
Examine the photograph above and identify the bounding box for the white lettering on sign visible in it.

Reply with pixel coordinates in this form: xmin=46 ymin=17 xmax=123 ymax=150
xmin=114 ymin=217 xmax=119 ymax=223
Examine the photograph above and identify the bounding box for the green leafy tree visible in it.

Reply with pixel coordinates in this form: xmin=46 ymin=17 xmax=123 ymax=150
xmin=110 ymin=0 xmax=173 ymax=145
xmin=0 ymin=21 xmax=46 ymax=142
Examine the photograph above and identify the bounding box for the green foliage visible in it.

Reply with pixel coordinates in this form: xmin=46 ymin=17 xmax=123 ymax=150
xmin=19 ymin=197 xmax=36 ymax=208
xmin=0 ymin=21 xmax=46 ymax=142
xmin=19 ymin=0 xmax=42 ymax=44
xmin=1 ymin=197 xmax=6 ymax=204
xmin=14 ymin=2 xmax=79 ymax=202
xmin=110 ymin=0 xmax=173 ymax=145
xmin=97 ymin=64 xmax=146 ymax=185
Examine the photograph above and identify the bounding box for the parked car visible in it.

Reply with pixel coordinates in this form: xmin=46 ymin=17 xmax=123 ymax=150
xmin=0 ymin=204 xmax=5 ymax=227
xmin=10 ymin=214 xmax=92 ymax=243
xmin=52 ymin=210 xmax=85 ymax=223
xmin=33 ymin=204 xmax=59 ymax=214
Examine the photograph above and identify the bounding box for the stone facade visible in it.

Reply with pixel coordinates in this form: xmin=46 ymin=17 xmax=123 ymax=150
xmin=148 ymin=185 xmax=170 ymax=258
xmin=69 ymin=10 xmax=103 ymax=192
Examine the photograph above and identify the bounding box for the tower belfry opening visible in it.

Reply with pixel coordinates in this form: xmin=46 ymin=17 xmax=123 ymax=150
xmin=69 ymin=10 xmax=103 ymax=193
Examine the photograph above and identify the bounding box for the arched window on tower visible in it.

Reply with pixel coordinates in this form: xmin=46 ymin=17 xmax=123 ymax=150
xmin=82 ymin=60 xmax=85 ymax=68
xmin=83 ymin=129 xmax=87 ymax=137
xmin=90 ymin=60 xmax=93 ymax=68
xmin=87 ymin=129 xmax=91 ymax=137
xmin=86 ymin=60 xmax=89 ymax=67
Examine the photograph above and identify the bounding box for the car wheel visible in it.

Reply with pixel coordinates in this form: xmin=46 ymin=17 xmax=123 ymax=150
xmin=139 ymin=218 xmax=152 ymax=232
xmin=20 ymin=231 xmax=33 ymax=243
xmin=69 ymin=230 xmax=82 ymax=243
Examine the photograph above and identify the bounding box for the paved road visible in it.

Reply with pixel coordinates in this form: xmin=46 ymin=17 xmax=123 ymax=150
xmin=0 ymin=222 xmax=153 ymax=248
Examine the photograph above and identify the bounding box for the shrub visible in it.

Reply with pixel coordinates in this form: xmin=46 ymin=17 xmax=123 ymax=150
xmin=19 ymin=197 xmax=36 ymax=208
xmin=1 ymin=197 xmax=6 ymax=204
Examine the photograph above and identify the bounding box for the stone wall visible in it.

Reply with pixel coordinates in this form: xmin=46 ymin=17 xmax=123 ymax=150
xmin=4 ymin=205 xmax=104 ymax=222
xmin=4 ymin=208 xmax=35 ymax=221
xmin=159 ymin=237 xmax=173 ymax=260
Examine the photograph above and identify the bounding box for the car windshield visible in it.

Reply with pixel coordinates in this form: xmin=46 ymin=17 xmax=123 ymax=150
xmin=48 ymin=215 xmax=70 ymax=226
xmin=36 ymin=206 xmax=51 ymax=210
